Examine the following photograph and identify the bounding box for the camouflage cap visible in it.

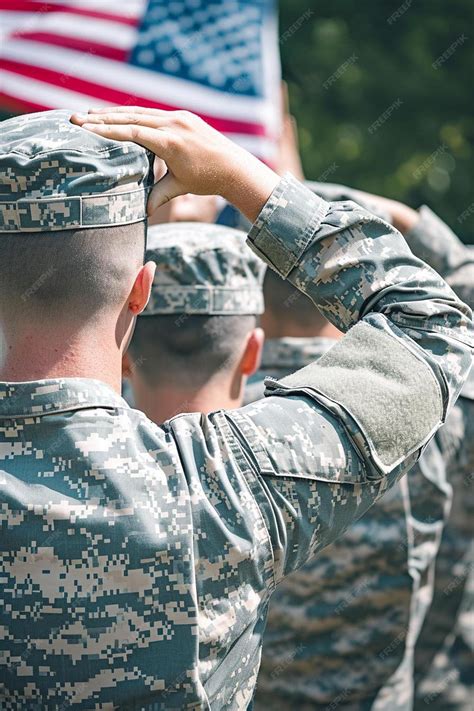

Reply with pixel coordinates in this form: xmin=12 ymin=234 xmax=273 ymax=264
xmin=142 ymin=222 xmax=265 ymax=315
xmin=0 ymin=109 xmax=153 ymax=232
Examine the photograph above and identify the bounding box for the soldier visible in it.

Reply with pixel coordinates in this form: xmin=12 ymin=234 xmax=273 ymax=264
xmin=123 ymin=223 xmax=265 ymax=422
xmin=0 ymin=106 xmax=471 ymax=709
xmin=250 ymin=182 xmax=473 ymax=711
xmin=324 ymin=186 xmax=474 ymax=711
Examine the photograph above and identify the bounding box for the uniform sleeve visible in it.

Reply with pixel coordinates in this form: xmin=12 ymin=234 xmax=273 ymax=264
xmin=221 ymin=173 xmax=473 ymax=584
xmin=404 ymin=205 xmax=474 ymax=310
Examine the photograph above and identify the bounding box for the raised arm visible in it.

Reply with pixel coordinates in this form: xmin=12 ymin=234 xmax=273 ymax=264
xmin=72 ymin=109 xmax=473 ymax=581
xmin=309 ymin=181 xmax=474 ymax=309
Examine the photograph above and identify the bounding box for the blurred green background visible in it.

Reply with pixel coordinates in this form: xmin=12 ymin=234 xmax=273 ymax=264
xmin=279 ymin=0 xmax=473 ymax=243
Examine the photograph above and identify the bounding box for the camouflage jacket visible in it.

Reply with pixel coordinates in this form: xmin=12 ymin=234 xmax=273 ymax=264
xmin=0 ymin=175 xmax=472 ymax=710
xmin=250 ymin=336 xmax=453 ymax=710
xmin=407 ymin=207 xmax=474 ymax=706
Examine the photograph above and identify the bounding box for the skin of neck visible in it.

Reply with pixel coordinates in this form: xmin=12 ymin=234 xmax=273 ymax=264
xmin=131 ymin=368 xmax=245 ymax=425
xmin=0 ymin=312 xmax=130 ymax=393
xmin=260 ymin=309 xmax=343 ymax=341
xmin=0 ymin=261 xmax=155 ymax=392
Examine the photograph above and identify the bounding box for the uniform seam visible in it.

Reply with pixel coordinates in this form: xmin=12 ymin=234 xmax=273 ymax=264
xmin=218 ymin=413 xmax=277 ymax=594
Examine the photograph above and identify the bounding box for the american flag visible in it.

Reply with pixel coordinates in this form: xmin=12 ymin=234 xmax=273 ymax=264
xmin=0 ymin=0 xmax=281 ymax=161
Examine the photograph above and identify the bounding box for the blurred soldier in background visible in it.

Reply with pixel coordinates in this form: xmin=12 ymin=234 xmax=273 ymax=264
xmin=124 ymin=223 xmax=265 ymax=423
xmin=250 ymin=171 xmax=473 ymax=709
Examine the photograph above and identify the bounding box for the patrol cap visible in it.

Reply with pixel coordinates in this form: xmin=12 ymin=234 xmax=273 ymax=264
xmin=142 ymin=222 xmax=265 ymax=316
xmin=0 ymin=109 xmax=153 ymax=233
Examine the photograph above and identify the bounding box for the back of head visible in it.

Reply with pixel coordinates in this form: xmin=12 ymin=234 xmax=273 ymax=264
xmin=0 ymin=224 xmax=146 ymax=325
xmin=129 ymin=313 xmax=257 ymax=388
xmin=0 ymin=110 xmax=152 ymax=326
xmin=128 ymin=222 xmax=264 ymax=390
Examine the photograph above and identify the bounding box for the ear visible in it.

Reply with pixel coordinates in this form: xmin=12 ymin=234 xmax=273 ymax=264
xmin=128 ymin=261 xmax=156 ymax=315
xmin=239 ymin=328 xmax=265 ymax=377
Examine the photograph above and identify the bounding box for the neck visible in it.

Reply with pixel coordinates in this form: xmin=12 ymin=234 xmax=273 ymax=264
xmin=0 ymin=319 xmax=123 ymax=392
xmin=132 ymin=376 xmax=244 ymax=425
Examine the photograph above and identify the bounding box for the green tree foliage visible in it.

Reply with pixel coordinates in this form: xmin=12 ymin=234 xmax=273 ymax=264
xmin=279 ymin=0 xmax=473 ymax=243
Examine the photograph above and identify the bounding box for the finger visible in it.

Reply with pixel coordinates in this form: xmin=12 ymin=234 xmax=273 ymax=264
xmin=147 ymin=173 xmax=183 ymax=214
xmin=88 ymin=106 xmax=170 ymax=116
xmin=79 ymin=122 xmax=171 ymax=158
xmin=72 ymin=112 xmax=170 ymax=130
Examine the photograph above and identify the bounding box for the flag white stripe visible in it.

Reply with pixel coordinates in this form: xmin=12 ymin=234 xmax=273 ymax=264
xmin=2 ymin=39 xmax=277 ymax=129
xmin=1 ymin=68 xmax=117 ymax=111
xmin=0 ymin=12 xmax=137 ymax=49
xmin=261 ymin=11 xmax=282 ymax=136
xmin=1 ymin=70 xmax=275 ymax=159
xmin=34 ymin=0 xmax=146 ymax=19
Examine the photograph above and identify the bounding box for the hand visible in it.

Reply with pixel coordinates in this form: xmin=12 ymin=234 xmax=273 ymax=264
xmin=71 ymin=107 xmax=279 ymax=222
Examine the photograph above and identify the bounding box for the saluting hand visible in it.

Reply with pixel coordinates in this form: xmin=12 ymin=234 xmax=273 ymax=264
xmin=71 ymin=107 xmax=279 ymax=222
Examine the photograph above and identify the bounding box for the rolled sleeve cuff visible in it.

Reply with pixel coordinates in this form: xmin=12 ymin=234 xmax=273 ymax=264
xmin=247 ymin=172 xmax=329 ymax=278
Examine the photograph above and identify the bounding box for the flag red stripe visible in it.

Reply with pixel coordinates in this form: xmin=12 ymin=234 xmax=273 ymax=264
xmin=0 ymin=92 xmax=49 ymax=115
xmin=0 ymin=2 xmax=140 ymax=26
xmin=0 ymin=59 xmax=269 ymax=137
xmin=10 ymin=32 xmax=129 ymax=62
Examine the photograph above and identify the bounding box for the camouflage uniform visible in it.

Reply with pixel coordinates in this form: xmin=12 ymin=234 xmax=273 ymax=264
xmin=0 ymin=112 xmax=472 ymax=709
xmin=406 ymin=207 xmax=474 ymax=710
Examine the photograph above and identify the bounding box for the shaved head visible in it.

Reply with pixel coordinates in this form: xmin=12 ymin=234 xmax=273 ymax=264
xmin=128 ymin=314 xmax=257 ymax=388
xmin=0 ymin=223 xmax=146 ymax=323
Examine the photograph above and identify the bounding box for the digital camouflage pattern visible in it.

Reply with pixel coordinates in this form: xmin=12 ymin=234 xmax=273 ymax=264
xmin=142 ymin=222 xmax=265 ymax=316
xmin=0 ymin=169 xmax=472 ymax=708
xmin=406 ymin=206 xmax=474 ymax=709
xmin=0 ymin=110 xmax=152 ymax=232
xmin=249 ymin=337 xmax=452 ymax=710
xmin=414 ymin=562 xmax=473 ymax=710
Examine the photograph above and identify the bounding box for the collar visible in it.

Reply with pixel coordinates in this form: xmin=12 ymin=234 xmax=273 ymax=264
xmin=261 ymin=337 xmax=337 ymax=370
xmin=0 ymin=378 xmax=129 ymax=419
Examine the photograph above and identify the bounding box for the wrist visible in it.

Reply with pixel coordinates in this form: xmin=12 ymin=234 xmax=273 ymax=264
xmin=221 ymin=149 xmax=280 ymax=223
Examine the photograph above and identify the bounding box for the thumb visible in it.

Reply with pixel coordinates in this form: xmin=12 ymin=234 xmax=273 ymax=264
xmin=147 ymin=172 xmax=183 ymax=215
